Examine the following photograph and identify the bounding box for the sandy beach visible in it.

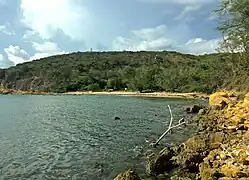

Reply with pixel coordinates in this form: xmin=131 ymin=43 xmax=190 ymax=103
xmin=0 ymin=89 xmax=209 ymax=99
xmin=63 ymin=91 xmax=209 ymax=99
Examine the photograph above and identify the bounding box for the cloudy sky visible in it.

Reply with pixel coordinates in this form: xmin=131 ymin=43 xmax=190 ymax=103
xmin=0 ymin=0 xmax=221 ymax=68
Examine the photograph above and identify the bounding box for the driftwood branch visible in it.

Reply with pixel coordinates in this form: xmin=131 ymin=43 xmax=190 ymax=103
xmin=153 ymin=105 xmax=186 ymax=147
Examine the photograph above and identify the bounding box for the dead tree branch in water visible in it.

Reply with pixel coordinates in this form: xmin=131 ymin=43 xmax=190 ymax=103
xmin=153 ymin=105 xmax=186 ymax=147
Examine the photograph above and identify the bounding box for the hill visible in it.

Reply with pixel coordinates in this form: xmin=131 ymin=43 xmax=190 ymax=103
xmin=0 ymin=51 xmax=234 ymax=93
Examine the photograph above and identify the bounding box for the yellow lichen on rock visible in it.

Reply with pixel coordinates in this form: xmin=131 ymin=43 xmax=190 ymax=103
xmin=114 ymin=91 xmax=249 ymax=180
xmin=209 ymin=91 xmax=229 ymax=106
xmin=223 ymin=92 xmax=249 ymax=127
xmin=220 ymin=164 xmax=242 ymax=178
xmin=209 ymin=91 xmax=239 ymax=110
xmin=198 ymin=91 xmax=249 ymax=180
xmin=243 ymin=93 xmax=249 ymax=106
xmin=209 ymin=91 xmax=249 ymax=128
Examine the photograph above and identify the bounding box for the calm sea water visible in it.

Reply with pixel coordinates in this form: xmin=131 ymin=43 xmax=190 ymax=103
xmin=0 ymin=95 xmax=205 ymax=180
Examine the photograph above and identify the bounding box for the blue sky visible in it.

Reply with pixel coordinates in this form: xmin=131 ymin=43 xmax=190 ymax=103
xmin=0 ymin=0 xmax=221 ymax=68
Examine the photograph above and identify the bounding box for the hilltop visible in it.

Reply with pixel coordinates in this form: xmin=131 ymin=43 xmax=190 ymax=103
xmin=0 ymin=51 xmax=235 ymax=93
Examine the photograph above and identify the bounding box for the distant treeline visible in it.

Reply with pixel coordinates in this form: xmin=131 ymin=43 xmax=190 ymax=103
xmin=0 ymin=51 xmax=243 ymax=93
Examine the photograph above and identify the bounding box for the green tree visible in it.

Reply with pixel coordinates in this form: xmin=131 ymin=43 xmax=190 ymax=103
xmin=215 ymin=0 xmax=249 ymax=53
xmin=215 ymin=0 xmax=249 ymax=89
xmin=107 ymin=77 xmax=122 ymax=90
xmin=87 ymin=83 xmax=101 ymax=91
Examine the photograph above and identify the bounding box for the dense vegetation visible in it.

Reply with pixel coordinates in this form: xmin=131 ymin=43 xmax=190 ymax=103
xmin=0 ymin=51 xmax=235 ymax=93
xmin=0 ymin=1 xmax=249 ymax=94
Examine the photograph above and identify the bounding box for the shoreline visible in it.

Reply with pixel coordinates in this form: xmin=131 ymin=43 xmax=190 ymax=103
xmin=115 ymin=91 xmax=249 ymax=179
xmin=63 ymin=91 xmax=209 ymax=99
xmin=0 ymin=90 xmax=209 ymax=99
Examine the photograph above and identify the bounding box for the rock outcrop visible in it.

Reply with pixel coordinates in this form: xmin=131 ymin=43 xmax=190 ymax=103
xmin=146 ymin=147 xmax=175 ymax=176
xmin=115 ymin=91 xmax=249 ymax=180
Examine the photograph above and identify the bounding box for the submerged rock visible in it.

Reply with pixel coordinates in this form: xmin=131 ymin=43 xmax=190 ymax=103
xmin=184 ymin=105 xmax=205 ymax=113
xmin=114 ymin=169 xmax=141 ymax=180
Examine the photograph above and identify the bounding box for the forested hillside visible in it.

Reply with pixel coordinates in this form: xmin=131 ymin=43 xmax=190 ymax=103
xmin=0 ymin=51 xmax=235 ymax=93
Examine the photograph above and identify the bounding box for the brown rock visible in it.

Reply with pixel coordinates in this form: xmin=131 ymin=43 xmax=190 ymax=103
xmin=146 ymin=147 xmax=174 ymax=176
xmin=209 ymin=132 xmax=225 ymax=149
xmin=200 ymin=162 xmax=224 ymax=180
xmin=114 ymin=169 xmax=141 ymax=180
xmin=176 ymin=134 xmax=209 ymax=172
xmin=238 ymin=150 xmax=249 ymax=164
xmin=185 ymin=105 xmax=204 ymax=113
xmin=184 ymin=135 xmax=208 ymax=152
xmin=220 ymin=164 xmax=242 ymax=178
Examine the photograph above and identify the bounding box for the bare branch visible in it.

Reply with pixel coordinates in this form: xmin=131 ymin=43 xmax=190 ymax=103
xmin=168 ymin=105 xmax=173 ymax=128
xmin=153 ymin=106 xmax=186 ymax=147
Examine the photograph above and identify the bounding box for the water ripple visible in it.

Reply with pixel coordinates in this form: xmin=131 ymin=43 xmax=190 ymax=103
xmin=0 ymin=95 xmax=206 ymax=179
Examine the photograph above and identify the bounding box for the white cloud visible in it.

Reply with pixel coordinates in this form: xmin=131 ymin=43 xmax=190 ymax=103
xmin=113 ymin=36 xmax=174 ymax=51
xmin=20 ymin=0 xmax=91 ymax=41
xmin=0 ymin=54 xmax=3 ymax=63
xmin=2 ymin=41 xmax=66 ymax=66
xmin=185 ymin=38 xmax=204 ymax=45
xmin=180 ymin=38 xmax=220 ymax=54
xmin=32 ymin=42 xmax=61 ymax=53
xmin=113 ymin=25 xmax=176 ymax=51
xmin=4 ymin=45 xmax=30 ymax=65
xmin=22 ymin=30 xmax=40 ymax=40
xmin=30 ymin=41 xmax=66 ymax=60
xmin=30 ymin=51 xmax=65 ymax=61
xmin=132 ymin=25 xmax=169 ymax=41
xmin=175 ymin=5 xmax=200 ymax=21
xmin=0 ymin=25 xmax=14 ymax=35
xmin=0 ymin=54 xmax=5 ymax=67
xmin=113 ymin=25 xmax=220 ymax=54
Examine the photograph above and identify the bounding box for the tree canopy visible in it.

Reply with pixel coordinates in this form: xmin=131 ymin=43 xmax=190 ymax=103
xmin=215 ymin=0 xmax=249 ymax=53
xmin=0 ymin=51 xmax=233 ymax=93
xmin=214 ymin=0 xmax=249 ymax=90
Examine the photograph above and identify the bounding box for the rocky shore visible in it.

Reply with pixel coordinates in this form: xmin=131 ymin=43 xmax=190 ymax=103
xmin=114 ymin=91 xmax=249 ymax=180
xmin=0 ymin=88 xmax=50 ymax=95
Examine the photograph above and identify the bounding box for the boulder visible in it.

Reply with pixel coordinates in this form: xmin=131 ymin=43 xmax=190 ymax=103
xmin=146 ymin=147 xmax=175 ymax=176
xmin=185 ymin=105 xmax=204 ymax=113
xmin=114 ymin=169 xmax=141 ymax=180
xmin=176 ymin=135 xmax=210 ymax=172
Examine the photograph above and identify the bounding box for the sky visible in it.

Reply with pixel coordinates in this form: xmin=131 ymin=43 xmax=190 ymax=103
xmin=0 ymin=0 xmax=222 ymax=68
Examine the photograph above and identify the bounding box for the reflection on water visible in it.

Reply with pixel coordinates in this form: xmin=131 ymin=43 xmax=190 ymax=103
xmin=0 ymin=95 xmax=205 ymax=179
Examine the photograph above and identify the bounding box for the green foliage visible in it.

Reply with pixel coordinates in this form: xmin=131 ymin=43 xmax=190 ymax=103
xmin=0 ymin=51 xmax=237 ymax=93
xmin=87 ymin=83 xmax=101 ymax=91
xmin=215 ymin=0 xmax=249 ymax=53
xmin=214 ymin=0 xmax=249 ymax=90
